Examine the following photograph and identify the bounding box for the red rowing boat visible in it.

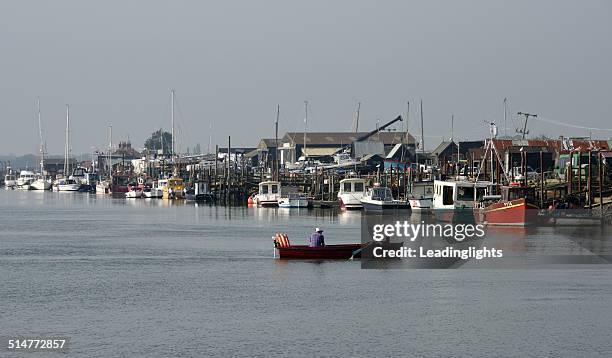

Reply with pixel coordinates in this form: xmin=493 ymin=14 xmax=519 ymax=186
xmin=273 ymin=233 xmax=361 ymax=260
xmin=275 ymin=244 xmax=363 ymax=260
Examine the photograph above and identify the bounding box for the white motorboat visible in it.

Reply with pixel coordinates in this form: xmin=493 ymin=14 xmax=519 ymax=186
xmin=337 ymin=178 xmax=367 ymax=210
xmin=360 ymin=185 xmax=411 ymax=212
xmin=143 ymin=182 xmax=163 ymax=199
xmin=4 ymin=168 xmax=17 ymax=189
xmin=17 ymin=170 xmax=36 ymax=190
xmin=55 ymin=178 xmax=80 ymax=192
xmin=125 ymin=188 xmax=143 ymax=198
xmin=96 ymin=179 xmax=110 ymax=194
xmin=278 ymin=193 xmax=309 ymax=208
xmin=254 ymin=181 xmax=281 ymax=207
xmin=30 ymin=177 xmax=51 ymax=191
xmin=408 ymin=181 xmax=434 ymax=211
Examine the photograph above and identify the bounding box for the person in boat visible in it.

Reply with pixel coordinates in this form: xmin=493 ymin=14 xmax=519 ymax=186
xmin=309 ymin=228 xmax=325 ymax=247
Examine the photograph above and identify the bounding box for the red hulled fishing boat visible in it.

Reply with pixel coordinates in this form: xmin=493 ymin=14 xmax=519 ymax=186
xmin=483 ymin=185 xmax=540 ymax=226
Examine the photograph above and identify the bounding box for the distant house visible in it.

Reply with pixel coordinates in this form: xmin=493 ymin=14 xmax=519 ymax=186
xmin=278 ymin=131 xmax=415 ymax=165
xmin=251 ymin=138 xmax=278 ymax=169
xmin=432 ymin=141 xmax=458 ymax=167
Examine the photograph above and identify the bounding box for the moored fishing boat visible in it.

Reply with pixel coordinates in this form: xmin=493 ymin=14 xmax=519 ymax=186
xmin=337 ymin=177 xmax=367 ymax=210
xmin=254 ymin=181 xmax=281 ymax=207
xmin=360 ymin=185 xmax=410 ymax=212
xmin=408 ymin=181 xmax=434 ymax=211
xmin=143 ymin=181 xmax=163 ymax=198
xmin=278 ymin=192 xmax=309 ymax=208
xmin=432 ymin=180 xmax=492 ymax=222
xmin=483 ymin=185 xmax=540 ymax=226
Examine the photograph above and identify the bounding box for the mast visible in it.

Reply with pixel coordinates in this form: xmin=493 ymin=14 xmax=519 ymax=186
xmin=275 ymin=105 xmax=279 ymax=180
xmin=303 ymin=100 xmax=308 ymax=160
xmin=208 ymin=122 xmax=212 ymax=155
xmin=171 ymin=89 xmax=175 ymax=160
xmin=108 ymin=125 xmax=113 ymax=179
xmin=451 ymin=114 xmax=454 ymax=142
xmin=37 ymin=97 xmax=44 ymax=176
xmin=420 ymin=99 xmax=425 ymax=155
xmin=503 ymin=98 xmax=507 ymax=138
xmin=64 ymin=104 xmax=70 ymax=175
xmin=354 ymin=102 xmax=361 ymax=133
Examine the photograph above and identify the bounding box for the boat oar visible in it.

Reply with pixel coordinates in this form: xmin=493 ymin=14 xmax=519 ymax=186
xmin=350 ymin=241 xmax=376 ymax=260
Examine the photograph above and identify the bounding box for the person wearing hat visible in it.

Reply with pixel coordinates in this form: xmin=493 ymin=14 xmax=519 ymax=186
xmin=309 ymin=227 xmax=325 ymax=247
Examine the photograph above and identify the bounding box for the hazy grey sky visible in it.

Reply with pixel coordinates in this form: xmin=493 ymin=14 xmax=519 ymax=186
xmin=1 ymin=0 xmax=611 ymax=155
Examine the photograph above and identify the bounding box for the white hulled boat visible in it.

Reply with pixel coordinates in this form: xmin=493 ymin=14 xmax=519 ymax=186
xmin=55 ymin=178 xmax=80 ymax=191
xmin=254 ymin=181 xmax=281 ymax=207
xmin=278 ymin=193 xmax=309 ymax=208
xmin=360 ymin=185 xmax=411 ymax=212
xmin=408 ymin=181 xmax=434 ymax=211
xmin=4 ymin=168 xmax=17 ymax=189
xmin=17 ymin=170 xmax=36 ymax=190
xmin=337 ymin=178 xmax=367 ymax=210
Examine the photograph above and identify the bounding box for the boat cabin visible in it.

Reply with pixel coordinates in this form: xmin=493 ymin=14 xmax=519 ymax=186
xmin=433 ymin=180 xmax=492 ymax=210
xmin=259 ymin=181 xmax=280 ymax=196
xmin=368 ymin=187 xmax=394 ymax=202
xmin=256 ymin=181 xmax=281 ymax=206
xmin=501 ymin=185 xmax=536 ymax=203
xmin=338 ymin=178 xmax=366 ymax=196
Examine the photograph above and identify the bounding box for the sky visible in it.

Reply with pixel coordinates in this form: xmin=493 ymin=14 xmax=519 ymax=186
xmin=1 ymin=0 xmax=611 ymax=155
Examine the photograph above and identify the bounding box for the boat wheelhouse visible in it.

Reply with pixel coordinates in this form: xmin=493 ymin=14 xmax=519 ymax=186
xmin=408 ymin=181 xmax=434 ymax=211
xmin=254 ymin=181 xmax=281 ymax=207
xmin=432 ymin=180 xmax=492 ymax=210
xmin=337 ymin=178 xmax=367 ymax=210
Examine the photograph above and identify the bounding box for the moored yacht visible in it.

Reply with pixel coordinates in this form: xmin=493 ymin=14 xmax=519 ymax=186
xmin=54 ymin=177 xmax=80 ymax=191
xmin=30 ymin=176 xmax=51 ymax=191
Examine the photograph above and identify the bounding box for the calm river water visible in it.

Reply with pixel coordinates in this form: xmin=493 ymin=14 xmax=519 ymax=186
xmin=1 ymin=189 xmax=612 ymax=357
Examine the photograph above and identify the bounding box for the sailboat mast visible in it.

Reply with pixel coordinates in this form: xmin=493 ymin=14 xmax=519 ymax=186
xmin=171 ymin=89 xmax=175 ymax=161
xmin=64 ymin=104 xmax=70 ymax=175
xmin=354 ymin=102 xmax=361 ymax=133
xmin=503 ymin=97 xmax=507 ymax=138
xmin=420 ymin=99 xmax=425 ymax=155
xmin=108 ymin=125 xmax=112 ymax=179
xmin=37 ymin=97 xmax=44 ymax=175
xmin=275 ymin=105 xmax=280 ymax=180
xmin=303 ymin=100 xmax=308 ymax=160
